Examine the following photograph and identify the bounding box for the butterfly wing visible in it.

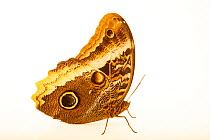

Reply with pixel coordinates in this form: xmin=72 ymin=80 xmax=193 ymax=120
xmin=32 ymin=13 xmax=135 ymax=124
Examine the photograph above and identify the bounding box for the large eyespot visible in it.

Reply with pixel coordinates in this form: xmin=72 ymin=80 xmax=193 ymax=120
xmin=106 ymin=29 xmax=114 ymax=38
xmin=59 ymin=91 xmax=79 ymax=109
xmin=91 ymin=71 xmax=105 ymax=84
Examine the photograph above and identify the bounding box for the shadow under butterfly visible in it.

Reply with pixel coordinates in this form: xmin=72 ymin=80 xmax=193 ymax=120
xmin=32 ymin=13 xmax=145 ymax=135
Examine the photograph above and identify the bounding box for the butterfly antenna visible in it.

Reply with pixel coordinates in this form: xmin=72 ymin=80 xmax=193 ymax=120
xmin=127 ymin=74 xmax=146 ymax=101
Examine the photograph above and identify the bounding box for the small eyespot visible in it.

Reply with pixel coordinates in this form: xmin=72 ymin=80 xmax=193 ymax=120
xmin=106 ymin=29 xmax=114 ymax=38
xmin=59 ymin=91 xmax=79 ymax=109
xmin=91 ymin=71 xmax=105 ymax=84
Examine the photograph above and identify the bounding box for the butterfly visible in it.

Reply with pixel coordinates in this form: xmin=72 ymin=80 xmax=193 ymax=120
xmin=32 ymin=13 xmax=144 ymax=135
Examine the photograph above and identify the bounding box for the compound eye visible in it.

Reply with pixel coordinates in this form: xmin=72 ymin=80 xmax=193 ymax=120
xmin=59 ymin=91 xmax=79 ymax=109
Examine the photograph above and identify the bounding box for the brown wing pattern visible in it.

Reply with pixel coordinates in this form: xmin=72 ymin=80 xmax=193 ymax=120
xmin=32 ymin=13 xmax=135 ymax=124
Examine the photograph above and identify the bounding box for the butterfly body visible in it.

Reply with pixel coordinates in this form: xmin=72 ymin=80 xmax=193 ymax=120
xmin=32 ymin=13 xmax=135 ymax=125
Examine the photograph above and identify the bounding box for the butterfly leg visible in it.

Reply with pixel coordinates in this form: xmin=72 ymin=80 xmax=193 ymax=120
xmin=127 ymin=109 xmax=136 ymax=118
xmin=117 ymin=115 xmax=137 ymax=133
xmin=101 ymin=118 xmax=109 ymax=135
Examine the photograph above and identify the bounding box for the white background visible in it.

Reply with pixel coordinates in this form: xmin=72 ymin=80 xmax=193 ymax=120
xmin=0 ymin=0 xmax=210 ymax=140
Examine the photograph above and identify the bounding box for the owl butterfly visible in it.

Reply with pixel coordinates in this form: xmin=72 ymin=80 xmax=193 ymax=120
xmin=32 ymin=13 xmax=143 ymax=135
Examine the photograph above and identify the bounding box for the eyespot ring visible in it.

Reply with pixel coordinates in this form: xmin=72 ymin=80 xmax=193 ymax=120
xmin=106 ymin=29 xmax=114 ymax=38
xmin=59 ymin=91 xmax=79 ymax=110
